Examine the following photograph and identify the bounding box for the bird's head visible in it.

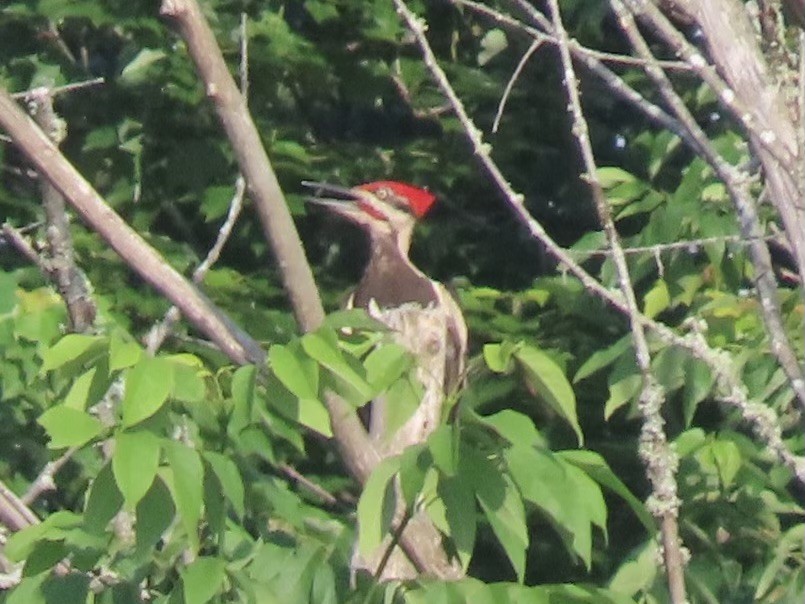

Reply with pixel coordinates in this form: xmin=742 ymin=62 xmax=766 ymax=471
xmin=303 ymin=180 xmax=436 ymax=243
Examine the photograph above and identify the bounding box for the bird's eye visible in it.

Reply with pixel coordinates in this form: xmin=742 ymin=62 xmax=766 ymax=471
xmin=375 ymin=188 xmax=390 ymax=200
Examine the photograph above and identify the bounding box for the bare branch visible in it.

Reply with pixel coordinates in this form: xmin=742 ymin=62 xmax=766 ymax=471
xmin=22 ymin=448 xmax=77 ymax=505
xmin=493 ymin=39 xmax=543 ymax=133
xmin=11 ymin=78 xmax=105 ymax=100
xmin=146 ymin=176 xmax=247 ymax=354
xmin=648 ymin=0 xmax=805 ymax=283
xmin=29 ymin=88 xmax=97 ymax=333
xmin=453 ymin=0 xmax=698 ymax=151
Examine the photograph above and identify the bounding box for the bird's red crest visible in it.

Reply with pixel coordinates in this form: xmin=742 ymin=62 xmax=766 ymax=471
xmin=357 ymin=181 xmax=436 ymax=219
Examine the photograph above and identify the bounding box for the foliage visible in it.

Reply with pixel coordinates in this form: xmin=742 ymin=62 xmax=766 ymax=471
xmin=0 ymin=0 xmax=803 ymax=602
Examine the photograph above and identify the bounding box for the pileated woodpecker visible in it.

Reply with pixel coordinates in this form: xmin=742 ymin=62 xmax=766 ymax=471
xmin=304 ymin=180 xmax=468 ymax=455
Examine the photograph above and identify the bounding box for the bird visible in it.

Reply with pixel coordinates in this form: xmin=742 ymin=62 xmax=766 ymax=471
xmin=303 ymin=180 xmax=468 ymax=457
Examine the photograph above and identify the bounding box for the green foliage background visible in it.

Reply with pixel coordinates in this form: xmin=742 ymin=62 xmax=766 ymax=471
xmin=0 ymin=0 xmax=803 ymax=602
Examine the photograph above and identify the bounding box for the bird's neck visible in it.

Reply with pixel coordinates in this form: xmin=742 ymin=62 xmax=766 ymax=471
xmin=352 ymin=230 xmax=435 ymax=309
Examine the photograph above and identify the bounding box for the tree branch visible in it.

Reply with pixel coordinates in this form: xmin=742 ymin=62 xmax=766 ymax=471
xmin=395 ymin=0 xmax=805 ymax=484
xmin=548 ymin=1 xmax=686 ymax=599
xmin=0 ymin=87 xmax=264 ymax=366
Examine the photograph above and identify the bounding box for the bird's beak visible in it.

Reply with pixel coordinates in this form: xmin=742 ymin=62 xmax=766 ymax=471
xmin=302 ymin=181 xmax=387 ymax=222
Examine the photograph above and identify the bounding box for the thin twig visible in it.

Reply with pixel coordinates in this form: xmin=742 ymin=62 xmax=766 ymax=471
xmin=145 ymin=176 xmax=247 ymax=353
xmin=278 ymin=464 xmax=339 ymax=507
xmin=11 ymin=78 xmax=105 ymax=100
xmin=493 ymin=39 xmax=542 ymax=133
xmin=570 ymin=233 xmax=784 ymax=257
xmin=628 ymin=2 xmax=798 ymax=176
xmin=22 ymin=448 xmax=77 ymax=505
xmin=373 ymin=505 xmax=413 ymax=580
xmin=1 ymin=224 xmax=47 ymax=270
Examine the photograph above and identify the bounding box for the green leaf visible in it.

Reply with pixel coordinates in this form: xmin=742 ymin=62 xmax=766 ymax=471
xmin=682 ymin=357 xmax=714 ymax=427
xmin=574 ymin=335 xmax=632 ymax=383
xmin=462 ymin=450 xmax=527 ymax=582
xmin=382 ymin=376 xmax=421 ymax=437
xmin=322 ymin=309 xmax=388 ymax=332
xmin=357 ymin=456 xmax=400 ymax=557
xmin=135 ymin=477 xmax=175 ymax=560
xmin=437 ymin=476 xmax=476 ymax=571
xmin=164 ymin=442 xmax=204 ymax=551
xmin=563 ymin=465 xmax=606 ymax=567
xmin=63 ymin=361 xmax=112 ymax=411
xmin=298 ymin=396 xmax=333 ymax=437
xmin=304 ymin=0 xmax=338 ymax=23
xmin=480 ymin=410 xmax=542 ymax=448
xmin=755 ymin=523 xmax=805 ymax=600
xmin=608 ymin=540 xmax=659 ymax=596
xmin=229 ymin=364 xmax=256 ymax=437
xmin=5 ymin=511 xmax=81 ymax=561
xmin=84 ymin=463 xmax=123 ymax=534
xmin=604 ymin=356 xmax=641 ymax=420
xmin=119 ymin=48 xmax=166 ymax=85
xmin=269 ymin=344 xmax=319 ymax=400
xmin=108 ymin=331 xmax=142 ymax=370
xmin=364 ymin=342 xmax=413 ymax=392
xmin=311 ymin=562 xmax=338 ymax=604
xmin=698 ymin=439 xmax=742 ymax=488
xmin=5 ymin=573 xmax=47 ymax=604
xmin=483 ymin=342 xmax=516 ymax=373
xmin=203 ymin=451 xmax=245 ymax=518
xmin=514 ymin=345 xmax=582 ymax=445
xmin=121 ymin=356 xmax=173 ymax=427
xmin=302 ymin=330 xmax=373 ymax=405
xmin=478 ymin=28 xmax=507 ymax=66
xmin=428 ymin=424 xmax=457 ymax=476
xmin=182 ymin=556 xmax=226 ymax=604
xmin=112 ymin=430 xmax=161 ymax=509
xmin=559 ymin=450 xmax=654 ymax=531
xmin=40 ymin=334 xmax=105 ymax=372
xmin=598 ymin=166 xmax=636 ymax=188
xmin=643 ymin=279 xmax=670 ymax=319
xmin=398 ymin=445 xmax=428 ymax=505
xmin=169 ymin=357 xmax=206 ymax=403
xmin=0 ymin=271 xmax=17 ymax=313
xmin=505 ymin=447 xmax=586 ymax=559
xmin=38 ymin=406 xmax=103 ymax=449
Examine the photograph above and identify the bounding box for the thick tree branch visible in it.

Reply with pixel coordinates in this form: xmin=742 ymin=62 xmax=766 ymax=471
xmin=159 ymin=0 xmax=323 ymax=332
